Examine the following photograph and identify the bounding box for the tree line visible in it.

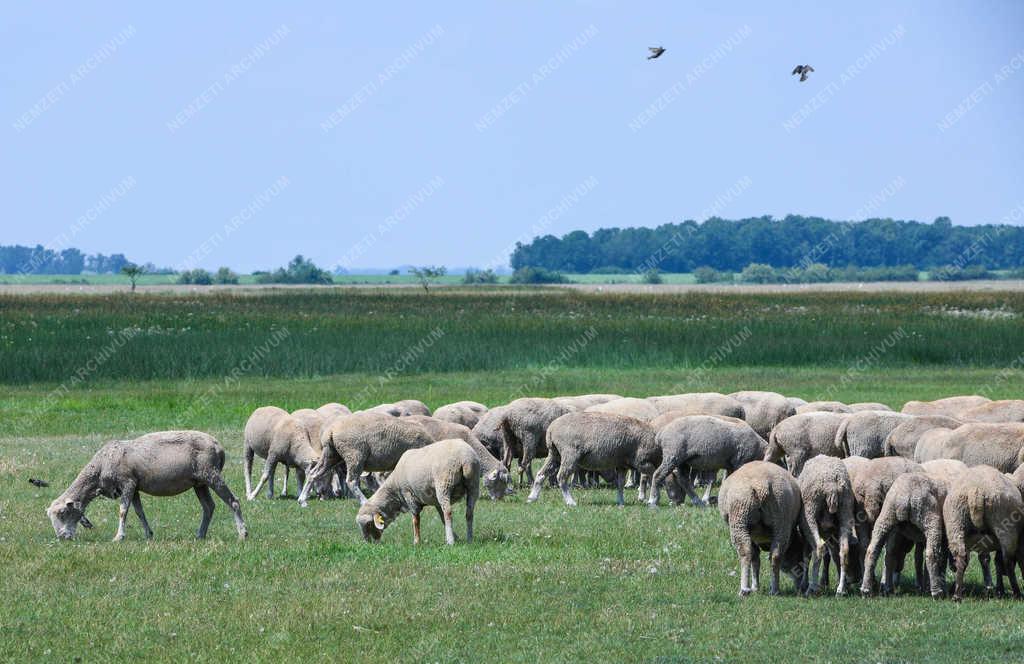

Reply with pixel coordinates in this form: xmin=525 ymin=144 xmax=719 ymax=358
xmin=0 ymin=245 xmax=133 ymax=275
xmin=509 ymin=216 xmax=1024 ymax=273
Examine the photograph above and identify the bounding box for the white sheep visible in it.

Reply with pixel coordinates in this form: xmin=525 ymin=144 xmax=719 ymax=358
xmin=47 ymin=431 xmax=247 ymax=541
xmin=356 ymin=439 xmax=479 ymax=545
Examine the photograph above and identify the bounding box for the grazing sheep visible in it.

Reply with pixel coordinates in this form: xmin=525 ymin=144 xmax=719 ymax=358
xmin=553 ymin=394 xmax=622 ymax=411
xmin=859 ymin=472 xmax=949 ymax=597
xmin=586 ymin=397 xmax=660 ymax=422
xmin=719 ymin=461 xmax=807 ymax=596
xmin=914 ymin=422 xmax=1024 ymax=473
xmin=944 ymin=465 xmax=1024 ymax=599
xmin=402 ymin=414 xmax=510 ymax=499
xmin=317 ymin=402 xmax=351 ymax=420
xmin=849 ymin=402 xmax=893 ymax=412
xmin=477 ymin=398 xmax=574 ymax=486
xmin=920 ymin=458 xmax=969 ymax=486
xmin=850 ymin=457 xmax=923 ymax=569
xmin=795 ymin=401 xmax=852 ymax=414
xmin=901 ymin=395 xmax=990 ymax=418
xmin=647 ymin=392 xmax=745 ymax=419
xmin=728 ymin=391 xmax=796 ymax=439
xmin=763 ymin=411 xmax=848 ymax=477
xmin=787 ymin=396 xmax=808 ymax=410
xmin=798 ymin=455 xmax=855 ymax=596
xmin=842 ymin=455 xmax=871 ymax=486
xmin=528 ymin=412 xmax=658 ymax=507
xmin=883 ymin=415 xmax=963 ymax=458
xmin=833 ymin=411 xmax=912 ymax=459
xmin=392 ymin=399 xmax=431 ymax=416
xmin=470 ymin=406 xmax=509 ymax=460
xmin=648 ymin=416 xmax=767 ymax=507
xmin=243 ymin=407 xmax=319 ymax=500
xmin=46 ymin=431 xmax=247 ymax=541
xmin=433 ymin=403 xmax=484 ymax=428
xmin=961 ymin=400 xmax=1024 ymax=424
xmin=298 ymin=413 xmax=434 ymax=504
xmin=356 ymin=439 xmax=479 ymax=545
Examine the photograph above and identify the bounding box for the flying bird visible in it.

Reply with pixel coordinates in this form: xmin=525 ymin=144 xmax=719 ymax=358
xmin=28 ymin=478 xmax=49 ymax=488
xmin=647 ymin=46 xmax=666 ymax=60
xmin=792 ymin=65 xmax=814 ymax=82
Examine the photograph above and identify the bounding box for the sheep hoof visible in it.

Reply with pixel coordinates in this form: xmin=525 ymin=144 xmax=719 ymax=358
xmin=739 ymin=589 xmax=752 ymax=597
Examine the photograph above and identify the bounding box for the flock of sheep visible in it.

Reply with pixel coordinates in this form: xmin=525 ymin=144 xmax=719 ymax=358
xmin=44 ymin=391 xmax=1024 ymax=600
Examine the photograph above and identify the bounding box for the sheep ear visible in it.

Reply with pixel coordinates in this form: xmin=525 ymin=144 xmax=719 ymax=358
xmin=373 ymin=513 xmax=386 ymax=530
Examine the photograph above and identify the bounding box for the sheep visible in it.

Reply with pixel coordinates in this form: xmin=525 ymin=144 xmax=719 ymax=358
xmin=849 ymin=402 xmax=893 ymax=412
xmin=859 ymin=472 xmax=949 ymax=597
xmin=883 ymin=415 xmax=963 ymax=458
xmin=920 ymin=458 xmax=969 ymax=486
xmin=728 ymin=390 xmax=795 ymax=439
xmin=960 ymin=399 xmax=1024 ymax=423
xmin=553 ymin=394 xmax=622 ymax=411
xmin=787 ymin=396 xmax=808 ymax=410
xmin=298 ymin=413 xmax=434 ymax=504
xmin=718 ymin=461 xmax=807 ymax=596
xmin=473 ymin=398 xmax=574 ymax=486
xmin=317 ymin=402 xmax=351 ymax=420
xmin=432 ymin=403 xmax=485 ymax=428
xmin=795 ymin=401 xmax=852 ymax=414
xmin=833 ymin=411 xmax=912 ymax=459
xmin=356 ymin=439 xmax=479 ymax=545
xmin=763 ymin=411 xmax=848 ymax=477
xmin=360 ymin=400 xmax=431 ymax=417
xmin=901 ymin=395 xmax=990 ymax=418
xmin=944 ymin=465 xmax=1024 ymax=600
xmin=850 ymin=457 xmax=923 ymax=571
xmin=797 ymin=455 xmax=855 ymax=596
xmin=402 ymin=414 xmax=510 ymax=499
xmin=586 ymin=397 xmax=660 ymax=422
xmin=46 ymin=431 xmax=247 ymax=541
xmin=647 ymin=392 xmax=745 ymax=419
xmin=243 ymin=406 xmax=319 ymax=500
xmin=527 ymin=412 xmax=658 ymax=507
xmin=842 ymin=455 xmax=871 ymax=486
xmin=915 ymin=422 xmax=1024 ymax=473
xmin=647 ymin=415 xmax=767 ymax=508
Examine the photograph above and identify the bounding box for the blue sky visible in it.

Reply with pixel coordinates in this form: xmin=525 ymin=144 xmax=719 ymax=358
xmin=2 ymin=2 xmax=1022 ymax=271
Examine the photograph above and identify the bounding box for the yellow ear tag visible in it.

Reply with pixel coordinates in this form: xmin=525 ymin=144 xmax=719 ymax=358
xmin=373 ymin=513 xmax=386 ymax=530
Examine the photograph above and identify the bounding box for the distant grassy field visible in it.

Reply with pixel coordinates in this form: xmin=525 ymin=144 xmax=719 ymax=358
xmin=2 ymin=289 xmax=1024 ymax=661
xmin=3 ymin=368 xmax=1024 ymax=662
xmin=2 ymin=289 xmax=1024 ymax=384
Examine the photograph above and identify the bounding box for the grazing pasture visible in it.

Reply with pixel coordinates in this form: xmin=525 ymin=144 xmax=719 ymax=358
xmin=2 ymin=288 xmax=1023 ymax=661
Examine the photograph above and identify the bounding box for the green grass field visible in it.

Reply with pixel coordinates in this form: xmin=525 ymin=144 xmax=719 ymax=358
xmin=2 ymin=289 xmax=1024 ymax=662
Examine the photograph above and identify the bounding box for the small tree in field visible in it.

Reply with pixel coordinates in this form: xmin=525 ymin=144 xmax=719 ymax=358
xmin=121 ymin=263 xmax=144 ymax=292
xmin=410 ymin=266 xmax=446 ymax=292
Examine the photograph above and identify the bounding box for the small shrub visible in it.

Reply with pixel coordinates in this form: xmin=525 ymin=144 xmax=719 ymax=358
xmin=214 ymin=267 xmax=239 ymax=284
xmin=177 ymin=268 xmax=212 ymax=285
xmin=738 ymin=263 xmax=782 ymax=284
xmin=510 ymin=267 xmax=569 ymax=284
xmin=463 ymin=269 xmax=499 ymax=284
xmin=641 ymin=268 xmax=663 ymax=284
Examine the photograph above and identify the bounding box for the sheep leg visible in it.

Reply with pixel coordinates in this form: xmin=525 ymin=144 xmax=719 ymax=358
xmin=769 ymin=536 xmax=784 ymax=596
xmin=731 ymin=526 xmax=755 ymax=596
xmin=412 ymin=509 xmax=422 ymax=545
xmin=281 ymin=466 xmax=289 ymax=497
xmin=980 ymin=551 xmax=994 ymax=594
xmin=207 ymin=476 xmax=248 ymax=539
xmin=677 ymin=468 xmax=706 ymax=508
xmin=994 ymin=551 xmax=1007 ymax=597
xmin=700 ymin=470 xmax=717 ymax=503
xmin=131 ymin=492 xmax=154 ymax=539
xmin=438 ymin=497 xmax=455 ymax=545
xmin=527 ymin=452 xmax=559 ymax=503
xmin=243 ymin=445 xmax=255 ymax=497
xmin=647 ymin=459 xmax=677 ymax=508
xmin=246 ymin=454 xmax=279 ymax=501
xmin=636 ymin=473 xmax=649 ymax=503
xmin=295 ymin=468 xmax=306 ymax=497
xmin=298 ymin=443 xmax=342 ymax=504
xmin=751 ymin=548 xmax=761 ymax=592
xmin=914 ymin=541 xmax=926 ymax=594
xmin=996 ymin=528 xmax=1022 ymax=597
xmin=554 ymin=452 xmax=579 ymax=507
xmin=820 ymin=548 xmax=831 ymax=590
xmin=465 ymin=484 xmax=477 ymax=543
xmin=614 ymin=469 xmax=626 ymax=507
xmin=345 ymin=462 xmax=368 ymax=505
xmin=113 ymin=484 xmax=136 ymax=542
xmin=194 ymin=485 xmax=215 ymax=539
xmin=837 ymin=535 xmax=851 ymax=596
